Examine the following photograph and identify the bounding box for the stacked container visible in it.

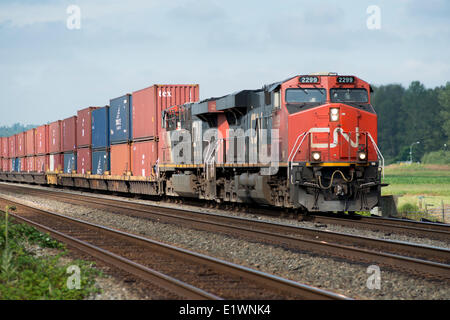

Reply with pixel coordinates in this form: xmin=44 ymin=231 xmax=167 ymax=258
xmin=25 ymin=128 xmax=35 ymax=172
xmin=62 ymin=116 xmax=77 ymax=173
xmin=92 ymin=106 xmax=110 ymax=175
xmin=131 ymin=84 xmax=199 ymax=177
xmin=49 ymin=120 xmax=63 ymax=172
xmin=109 ymin=95 xmax=132 ymax=176
xmin=77 ymin=107 xmax=98 ymax=174
xmin=0 ymin=137 xmax=3 ymax=172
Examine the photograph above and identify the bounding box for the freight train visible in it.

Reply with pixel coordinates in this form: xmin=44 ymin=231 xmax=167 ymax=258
xmin=0 ymin=73 xmax=384 ymax=213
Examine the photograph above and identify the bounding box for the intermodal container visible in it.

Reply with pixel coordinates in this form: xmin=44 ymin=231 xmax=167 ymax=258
xmin=77 ymin=107 xmax=99 ymax=147
xmin=132 ymin=85 xmax=199 ymax=141
xmin=11 ymin=158 xmax=17 ymax=172
xmin=36 ymin=155 xmax=49 ymax=173
xmin=62 ymin=116 xmax=77 ymax=152
xmin=2 ymin=158 xmax=9 ymax=172
xmin=131 ymin=140 xmax=158 ymax=177
xmin=26 ymin=128 xmax=36 ymax=156
xmin=92 ymin=106 xmax=110 ymax=149
xmin=0 ymin=137 xmax=3 ymax=158
xmin=92 ymin=149 xmax=110 ymax=175
xmin=26 ymin=156 xmax=35 ymax=172
xmin=16 ymin=132 xmax=26 ymax=157
xmin=109 ymin=94 xmax=132 ymax=145
xmin=35 ymin=125 xmax=49 ymax=155
xmin=49 ymin=120 xmax=62 ymax=154
xmin=1 ymin=137 xmax=7 ymax=158
xmin=49 ymin=153 xmax=64 ymax=172
xmin=9 ymin=136 xmax=16 ymax=158
xmin=63 ymin=152 xmax=77 ymax=173
xmin=77 ymin=147 xmax=92 ymax=174
xmin=110 ymin=143 xmax=131 ymax=175
xmin=17 ymin=157 xmax=25 ymax=172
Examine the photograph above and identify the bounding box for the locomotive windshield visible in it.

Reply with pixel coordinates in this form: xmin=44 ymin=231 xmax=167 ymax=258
xmin=285 ymin=88 xmax=326 ymax=103
xmin=330 ymin=88 xmax=368 ymax=103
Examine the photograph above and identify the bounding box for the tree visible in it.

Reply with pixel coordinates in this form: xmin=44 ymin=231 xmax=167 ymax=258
xmin=438 ymin=82 xmax=450 ymax=144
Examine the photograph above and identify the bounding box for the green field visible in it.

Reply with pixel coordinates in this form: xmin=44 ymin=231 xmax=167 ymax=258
xmin=381 ymin=164 xmax=450 ymax=222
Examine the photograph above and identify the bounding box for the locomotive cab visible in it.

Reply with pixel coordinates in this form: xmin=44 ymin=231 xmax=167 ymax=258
xmin=279 ymin=73 xmax=382 ymax=212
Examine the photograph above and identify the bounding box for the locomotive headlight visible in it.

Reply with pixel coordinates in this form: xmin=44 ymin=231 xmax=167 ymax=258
xmin=312 ymin=151 xmax=321 ymax=162
xmin=330 ymin=108 xmax=339 ymax=122
xmin=358 ymin=151 xmax=367 ymax=161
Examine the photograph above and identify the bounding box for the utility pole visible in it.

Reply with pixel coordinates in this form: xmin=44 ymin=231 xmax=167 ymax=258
xmin=409 ymin=141 xmax=420 ymax=163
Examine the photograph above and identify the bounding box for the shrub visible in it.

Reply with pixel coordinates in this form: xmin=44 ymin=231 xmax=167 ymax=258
xmin=421 ymin=150 xmax=450 ymax=165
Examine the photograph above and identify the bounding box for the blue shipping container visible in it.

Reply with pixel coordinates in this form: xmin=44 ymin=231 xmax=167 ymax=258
xmin=64 ymin=152 xmax=77 ymax=173
xmin=11 ymin=158 xmax=17 ymax=172
xmin=92 ymin=150 xmax=110 ymax=175
xmin=92 ymin=106 xmax=110 ymax=149
xmin=109 ymin=94 xmax=132 ymax=145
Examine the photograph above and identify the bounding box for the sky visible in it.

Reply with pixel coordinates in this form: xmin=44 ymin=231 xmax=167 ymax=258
xmin=0 ymin=0 xmax=449 ymax=126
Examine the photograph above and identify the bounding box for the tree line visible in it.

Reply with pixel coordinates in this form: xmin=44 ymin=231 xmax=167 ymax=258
xmin=372 ymin=81 xmax=450 ymax=164
xmin=1 ymin=81 xmax=449 ymax=164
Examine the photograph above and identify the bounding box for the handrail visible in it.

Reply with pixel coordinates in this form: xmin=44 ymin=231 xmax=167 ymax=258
xmin=367 ymin=132 xmax=385 ymax=179
xmin=288 ymin=132 xmax=308 ymax=169
xmin=288 ymin=132 xmax=309 ymax=184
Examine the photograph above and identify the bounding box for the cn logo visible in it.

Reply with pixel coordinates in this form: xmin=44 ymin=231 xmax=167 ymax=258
xmin=159 ymin=90 xmax=172 ymax=97
xmin=309 ymin=127 xmax=360 ymax=148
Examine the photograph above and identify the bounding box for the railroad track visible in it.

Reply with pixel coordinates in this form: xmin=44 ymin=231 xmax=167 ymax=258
xmin=1 ymin=183 xmax=449 ymax=282
xmin=0 ymin=197 xmax=347 ymax=300
xmin=306 ymin=213 xmax=450 ymax=241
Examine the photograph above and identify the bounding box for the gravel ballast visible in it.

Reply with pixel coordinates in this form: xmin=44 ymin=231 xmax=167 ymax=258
xmin=0 ymin=183 xmax=448 ymax=300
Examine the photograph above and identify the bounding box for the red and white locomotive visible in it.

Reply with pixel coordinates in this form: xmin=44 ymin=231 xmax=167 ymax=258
xmin=159 ymin=72 xmax=382 ymax=213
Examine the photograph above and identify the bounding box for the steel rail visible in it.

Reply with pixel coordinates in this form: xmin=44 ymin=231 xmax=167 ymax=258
xmin=0 ymin=198 xmax=348 ymax=300
xmin=1 ymin=184 xmax=449 ymax=280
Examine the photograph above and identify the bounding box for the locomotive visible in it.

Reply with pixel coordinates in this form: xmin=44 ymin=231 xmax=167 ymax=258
xmin=159 ymin=72 xmax=382 ymax=212
xmin=0 ymin=73 xmax=383 ymax=214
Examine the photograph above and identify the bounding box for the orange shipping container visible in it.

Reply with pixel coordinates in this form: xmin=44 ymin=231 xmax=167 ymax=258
xmin=131 ymin=140 xmax=158 ymax=177
xmin=110 ymin=144 xmax=131 ymax=176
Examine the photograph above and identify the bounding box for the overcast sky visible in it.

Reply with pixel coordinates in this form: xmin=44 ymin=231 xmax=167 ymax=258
xmin=0 ymin=0 xmax=449 ymax=126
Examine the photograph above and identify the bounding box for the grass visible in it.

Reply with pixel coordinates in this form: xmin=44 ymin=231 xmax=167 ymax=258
xmin=381 ymin=163 xmax=450 ymax=222
xmin=0 ymin=206 xmax=101 ymax=299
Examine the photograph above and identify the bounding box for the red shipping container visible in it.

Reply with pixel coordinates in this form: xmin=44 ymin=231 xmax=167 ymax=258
xmin=62 ymin=116 xmax=77 ymax=152
xmin=0 ymin=137 xmax=5 ymax=158
xmin=9 ymin=136 xmax=16 ymax=158
xmin=35 ymin=155 xmax=49 ymax=173
xmin=16 ymin=132 xmax=26 ymax=157
xmin=131 ymin=140 xmax=158 ymax=177
xmin=77 ymin=107 xmax=98 ymax=147
xmin=49 ymin=153 xmax=64 ymax=172
xmin=111 ymin=143 xmax=131 ymax=176
xmin=35 ymin=125 xmax=49 ymax=155
xmin=18 ymin=157 xmax=26 ymax=172
xmin=77 ymin=147 xmax=92 ymax=174
xmin=26 ymin=156 xmax=35 ymax=172
xmin=132 ymin=84 xmax=199 ymax=140
xmin=26 ymin=128 xmax=36 ymax=156
xmin=2 ymin=158 xmax=9 ymax=172
xmin=3 ymin=136 xmax=9 ymax=157
xmin=49 ymin=120 xmax=62 ymax=153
